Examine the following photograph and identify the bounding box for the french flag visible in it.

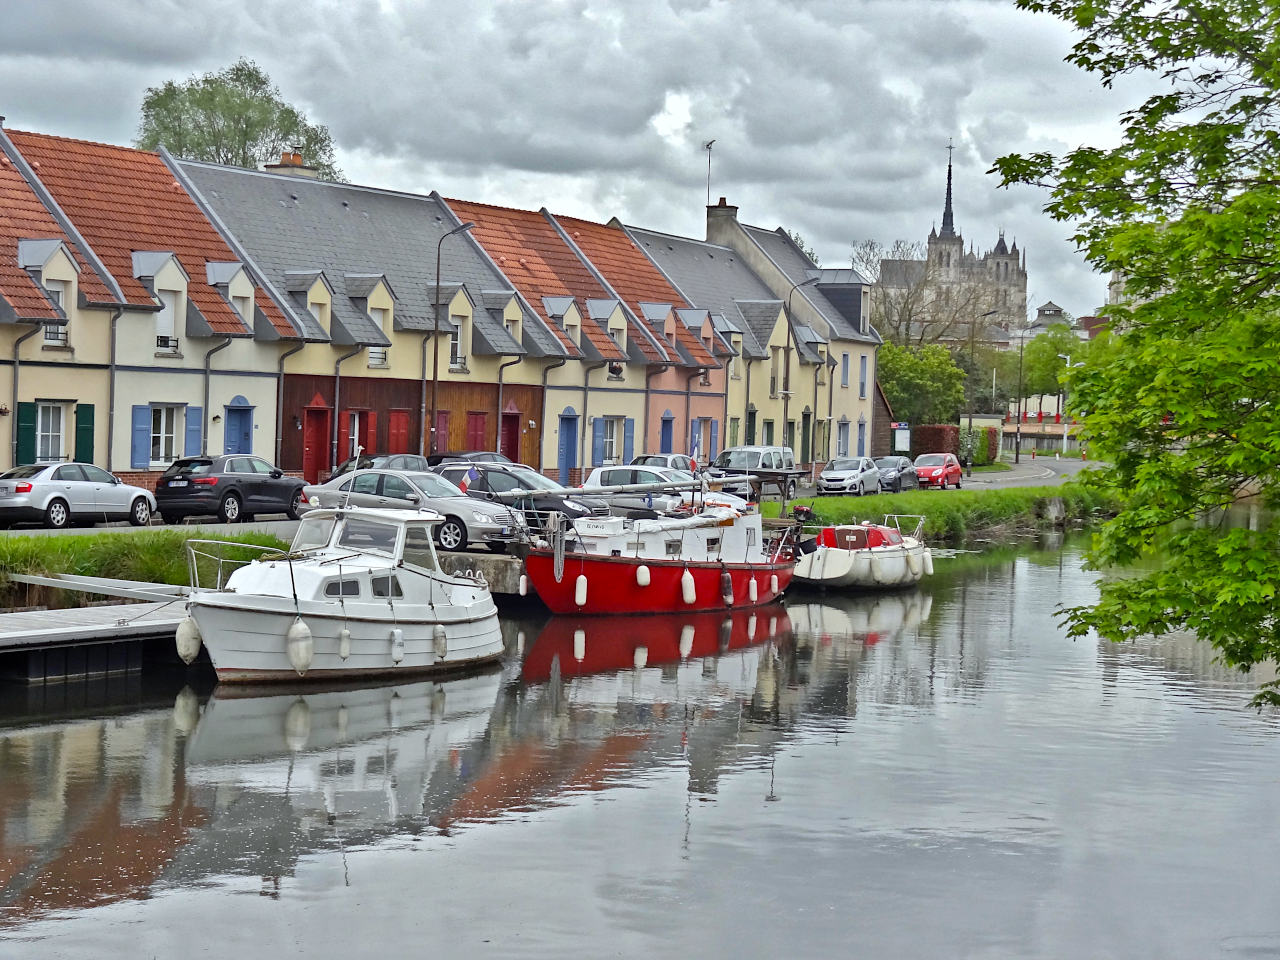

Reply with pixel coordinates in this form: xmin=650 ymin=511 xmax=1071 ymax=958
xmin=459 ymin=465 xmax=480 ymax=493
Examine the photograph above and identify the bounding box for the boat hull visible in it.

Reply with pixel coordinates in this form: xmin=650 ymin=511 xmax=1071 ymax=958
xmin=187 ymin=592 xmax=504 ymax=683
xmin=523 ymin=551 xmax=794 ymax=615
xmin=792 ymin=540 xmax=928 ymax=589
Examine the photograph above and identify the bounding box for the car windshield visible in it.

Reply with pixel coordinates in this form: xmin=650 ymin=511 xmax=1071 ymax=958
xmin=714 ymin=450 xmax=761 ymax=469
xmin=0 ymin=465 xmax=47 ymax=479
xmin=632 ymin=455 xmax=669 ymax=467
xmin=875 ymin=459 xmax=899 ymax=470
xmin=162 ymin=460 xmax=214 ymax=477
xmin=510 ymin=468 xmax=566 ymax=492
xmin=405 ymin=472 xmax=464 ymax=498
xmin=828 ymin=459 xmax=858 ymax=471
xmin=916 ymin=454 xmax=946 ymax=466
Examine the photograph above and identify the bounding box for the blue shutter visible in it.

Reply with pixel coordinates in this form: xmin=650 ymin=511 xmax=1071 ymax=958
xmin=184 ymin=406 xmax=203 ymax=457
xmin=709 ymin=420 xmax=718 ymax=458
xmin=591 ymin=418 xmax=605 ymax=466
xmin=623 ymin=418 xmax=635 ymax=464
xmin=130 ymin=405 xmax=149 ymax=469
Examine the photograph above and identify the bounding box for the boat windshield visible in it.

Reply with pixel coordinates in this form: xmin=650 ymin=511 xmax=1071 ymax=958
xmin=401 ymin=520 xmax=440 ymax=571
xmin=714 ymin=450 xmax=761 ymax=470
xmin=292 ymin=516 xmax=336 ymax=552
xmin=336 ymin=517 xmax=399 ymax=556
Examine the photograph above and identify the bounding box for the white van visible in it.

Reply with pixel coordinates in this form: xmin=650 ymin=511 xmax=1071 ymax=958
xmin=706 ymin=445 xmax=799 ymax=498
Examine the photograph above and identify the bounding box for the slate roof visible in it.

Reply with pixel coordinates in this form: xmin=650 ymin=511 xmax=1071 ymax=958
xmin=445 ymin=198 xmax=628 ymax=361
xmin=732 ymin=301 xmax=783 ymax=359
xmin=742 ymin=224 xmax=878 ymax=344
xmin=624 ymin=225 xmax=780 ymax=360
xmin=6 ymin=131 xmax=273 ymax=337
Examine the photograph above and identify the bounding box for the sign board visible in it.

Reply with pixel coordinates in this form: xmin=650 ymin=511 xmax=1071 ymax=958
xmin=891 ymin=422 xmax=911 ymax=453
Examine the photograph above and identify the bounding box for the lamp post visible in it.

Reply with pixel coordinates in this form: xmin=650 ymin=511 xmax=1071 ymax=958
xmin=1056 ymin=352 xmax=1083 ymax=454
xmin=781 ymin=276 xmax=820 ymax=467
xmin=430 ymin=221 xmax=475 ymax=455
xmin=1014 ymin=326 xmax=1027 ymax=463
xmin=965 ymin=309 xmax=998 ymax=476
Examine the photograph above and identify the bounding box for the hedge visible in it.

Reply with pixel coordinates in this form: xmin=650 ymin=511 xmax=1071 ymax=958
xmin=911 ymin=424 xmax=959 ymax=458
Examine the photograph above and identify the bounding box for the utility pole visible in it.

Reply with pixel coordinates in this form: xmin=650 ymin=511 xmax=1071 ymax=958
xmin=704 ymin=140 xmax=716 ymax=205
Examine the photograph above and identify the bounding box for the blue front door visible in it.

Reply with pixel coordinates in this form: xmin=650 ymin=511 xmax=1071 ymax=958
xmin=224 ymin=406 xmax=253 ymax=454
xmin=660 ymin=416 xmax=674 ymax=454
xmin=558 ymin=415 xmax=578 ymax=484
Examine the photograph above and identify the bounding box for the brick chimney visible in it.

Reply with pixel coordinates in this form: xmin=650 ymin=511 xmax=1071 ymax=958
xmin=706 ymin=195 xmax=739 ymax=245
xmin=264 ymin=146 xmax=320 ymax=179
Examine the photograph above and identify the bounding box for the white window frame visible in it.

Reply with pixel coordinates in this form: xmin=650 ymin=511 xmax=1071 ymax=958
xmin=841 ymin=352 xmax=850 ymax=388
xmin=859 ymin=355 xmax=868 ymax=398
xmin=37 ymin=402 xmax=66 ymax=461
xmin=233 ymin=294 xmax=253 ymax=324
xmin=564 ymin=321 xmax=580 ymax=347
xmin=156 ymin=289 xmax=180 ymax=351
xmin=151 ymin=405 xmax=181 ymax=467
xmin=602 ymin=417 xmax=622 ymax=465
xmin=609 ymin=321 xmax=627 ymax=351
xmin=367 ymin=346 xmax=389 ymax=368
xmin=448 ymin=326 xmax=463 ymax=368
xmin=43 ymin=280 xmax=70 ymax=344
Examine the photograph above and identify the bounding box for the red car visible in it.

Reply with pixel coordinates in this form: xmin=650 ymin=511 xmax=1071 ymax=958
xmin=914 ymin=452 xmax=962 ymax=489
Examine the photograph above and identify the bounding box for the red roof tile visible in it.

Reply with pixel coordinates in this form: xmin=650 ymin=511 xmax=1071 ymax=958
xmin=444 ymin=198 xmax=626 ymax=361
xmin=552 ymin=215 xmax=718 ymax=367
xmin=7 ymin=131 xmax=294 ymax=338
xmin=0 ymin=158 xmax=114 ymax=319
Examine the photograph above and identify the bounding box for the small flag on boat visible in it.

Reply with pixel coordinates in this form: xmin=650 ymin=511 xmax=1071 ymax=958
xmin=459 ymin=465 xmax=480 ymax=493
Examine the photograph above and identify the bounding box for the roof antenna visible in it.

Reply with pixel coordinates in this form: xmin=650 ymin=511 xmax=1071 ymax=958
xmin=704 ymin=140 xmax=716 ymax=205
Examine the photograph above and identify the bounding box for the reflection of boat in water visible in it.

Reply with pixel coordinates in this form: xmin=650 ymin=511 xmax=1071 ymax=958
xmin=793 ymin=517 xmax=932 ymax=589
xmin=787 ymin=590 xmax=932 ymax=643
xmin=520 ymin=606 xmax=792 ymax=684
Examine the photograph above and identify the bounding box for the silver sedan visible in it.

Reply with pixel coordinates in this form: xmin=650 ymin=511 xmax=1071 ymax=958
xmin=0 ymin=462 xmax=156 ymax=528
xmin=301 ymin=469 xmax=523 ymax=551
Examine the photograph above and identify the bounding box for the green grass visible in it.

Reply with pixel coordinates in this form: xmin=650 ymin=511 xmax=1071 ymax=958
xmin=765 ymin=483 xmax=1117 ymax=541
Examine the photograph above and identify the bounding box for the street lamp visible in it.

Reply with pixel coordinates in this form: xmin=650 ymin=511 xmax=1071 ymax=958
xmin=1056 ymin=352 xmax=1084 ymax=454
xmin=428 ymin=221 xmax=475 ymax=455
xmin=965 ymin=309 xmax=999 ymax=476
xmin=1014 ymin=324 xmax=1029 ymax=463
xmin=782 ymin=276 xmax=819 ymax=470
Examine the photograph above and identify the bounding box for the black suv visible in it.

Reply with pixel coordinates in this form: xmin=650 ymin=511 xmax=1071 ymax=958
xmin=434 ymin=462 xmax=609 ymax=529
xmin=155 ymin=455 xmax=305 ymax=523
xmin=424 ymin=450 xmax=512 ymax=468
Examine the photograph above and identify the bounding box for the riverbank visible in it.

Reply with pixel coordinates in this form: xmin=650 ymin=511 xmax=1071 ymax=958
xmin=776 ymin=483 xmax=1117 ymax=540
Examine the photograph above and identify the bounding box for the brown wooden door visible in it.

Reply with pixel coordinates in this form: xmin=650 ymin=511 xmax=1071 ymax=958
xmin=303 ymin=408 xmax=331 ymax=483
xmin=466 ymin=412 xmax=487 ymax=451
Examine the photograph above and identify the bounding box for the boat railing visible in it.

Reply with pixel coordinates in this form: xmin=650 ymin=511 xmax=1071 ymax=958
xmin=883 ymin=514 xmax=927 ymax=541
xmin=185 ymin=539 xmax=289 ymax=592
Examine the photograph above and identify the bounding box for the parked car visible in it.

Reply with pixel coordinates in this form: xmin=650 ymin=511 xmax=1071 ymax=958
xmin=155 ymin=455 xmax=305 ymax=523
xmin=435 ymin=462 xmax=610 ymax=530
xmin=424 ymin=450 xmax=513 ymax=468
xmin=582 ymin=466 xmax=688 ymax=514
xmin=0 ymin=462 xmax=156 ymax=529
xmin=706 ymin=445 xmax=799 ymax=498
xmin=330 ymin=453 xmax=431 ymax=479
xmin=630 ymin=453 xmax=698 ymax=474
xmin=914 ymin=452 xmax=962 ymax=489
xmin=301 ymin=469 xmax=522 ymax=551
xmin=817 ymin=457 xmax=880 ymax=496
xmin=874 ymin=456 xmax=920 ymax=493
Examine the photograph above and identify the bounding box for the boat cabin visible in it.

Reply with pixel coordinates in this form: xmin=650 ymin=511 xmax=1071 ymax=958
xmin=290 ymin=507 xmax=445 ymax=574
xmin=816 ymin=524 xmax=904 ymax=550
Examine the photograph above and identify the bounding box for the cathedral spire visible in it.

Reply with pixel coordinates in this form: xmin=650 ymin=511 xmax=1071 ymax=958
xmin=940 ymin=140 xmax=957 ymax=239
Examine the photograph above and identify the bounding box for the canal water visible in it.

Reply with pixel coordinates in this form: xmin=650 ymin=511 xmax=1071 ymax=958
xmin=2 ymin=535 xmax=1279 ymax=959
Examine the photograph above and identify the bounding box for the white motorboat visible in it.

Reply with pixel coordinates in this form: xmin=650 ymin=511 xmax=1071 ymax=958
xmin=792 ymin=515 xmax=933 ymax=589
xmin=179 ymin=507 xmax=503 ymax=683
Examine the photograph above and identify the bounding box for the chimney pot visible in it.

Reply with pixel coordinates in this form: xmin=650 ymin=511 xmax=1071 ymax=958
xmin=718 ymin=197 xmax=727 ymax=206
xmin=280 ymin=151 xmax=291 ymax=165
xmin=291 ymin=152 xmax=303 ymax=164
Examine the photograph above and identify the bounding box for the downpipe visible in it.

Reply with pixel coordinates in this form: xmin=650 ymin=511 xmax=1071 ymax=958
xmin=495 ymin=354 xmax=521 ymax=457
xmin=538 ymin=356 xmax=567 ymax=472
xmin=578 ymin=361 xmax=606 ymax=476
xmin=275 ymin=340 xmax=306 ymax=466
xmin=201 ymin=336 xmax=232 ymax=455
xmin=10 ymin=324 xmax=40 ymax=465
xmin=331 ymin=346 xmax=363 ymax=467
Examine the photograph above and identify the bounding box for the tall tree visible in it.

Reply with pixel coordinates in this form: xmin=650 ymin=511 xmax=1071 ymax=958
xmin=875 ymin=342 xmax=966 ymax=425
xmin=787 ymin=230 xmax=820 ymax=266
xmin=994 ymin=0 xmax=1280 ymax=704
xmin=136 ymin=58 xmax=342 ymax=180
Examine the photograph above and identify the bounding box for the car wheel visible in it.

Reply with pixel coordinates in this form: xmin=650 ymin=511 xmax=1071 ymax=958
xmin=436 ymin=516 xmax=467 ymax=551
xmin=218 ymin=492 xmax=243 ymax=523
xmin=161 ymin=512 xmax=183 ymax=525
xmin=955 ymin=474 xmax=962 ymax=489
xmin=286 ymin=488 xmax=302 ymax=520
xmin=44 ymin=498 xmax=70 ymax=529
xmin=129 ymin=497 xmax=151 ymax=526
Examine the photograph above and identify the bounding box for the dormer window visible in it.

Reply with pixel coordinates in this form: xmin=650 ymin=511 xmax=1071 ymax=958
xmin=449 ymin=315 xmax=467 ymax=370
xmin=730 ymin=337 xmax=742 ymax=379
xmin=609 ymin=320 xmax=626 ymax=351
xmin=504 ymin=314 xmax=522 ymax=344
xmin=565 ymin=321 xmax=580 ymax=346
xmin=368 ymin=308 xmax=390 ymax=368
xmin=43 ymin=279 xmax=70 ymax=345
xmin=307 ymin=299 xmax=329 ymax=331
xmin=156 ymin=289 xmax=181 ymax=352
xmin=233 ymin=293 xmax=253 ymax=324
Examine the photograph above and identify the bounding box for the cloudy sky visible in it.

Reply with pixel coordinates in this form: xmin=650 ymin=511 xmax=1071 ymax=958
xmin=2 ymin=0 xmax=1152 ymax=321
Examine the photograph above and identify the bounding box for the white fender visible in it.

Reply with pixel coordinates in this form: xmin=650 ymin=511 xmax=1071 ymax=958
xmin=575 ymin=573 xmax=588 ymax=607
xmin=284 ymin=698 xmax=311 ymax=752
xmin=172 ymin=686 xmax=200 ymax=737
xmin=573 ymin=627 xmax=586 ymax=661
xmin=748 ymin=578 xmax=758 ymax=603
xmin=679 ymin=624 xmax=695 ymax=659
xmin=633 ymin=645 xmax=648 ymax=669
xmin=433 ymin=623 xmax=447 ymax=659
xmin=390 ymin=627 xmax=405 ymax=664
xmin=870 ymin=552 xmax=885 ymax=584
xmin=519 ymin=574 xmax=529 ymax=597
xmin=923 ymin=548 xmax=934 ymax=576
xmin=769 ymin=573 xmax=779 ymax=595
xmin=175 ymin=617 xmax=202 ymax=665
xmin=636 ymin=564 xmax=651 ymax=587
xmin=681 ymin=568 xmax=696 ymax=605
xmin=720 ymin=569 xmax=734 ymax=605
xmin=286 ymin=618 xmax=314 ymax=676
xmin=905 ymin=548 xmax=921 ymax=577
xmin=338 ymin=627 xmax=352 ymax=661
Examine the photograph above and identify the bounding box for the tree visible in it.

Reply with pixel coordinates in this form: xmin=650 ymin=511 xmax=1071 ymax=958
xmin=1020 ymin=323 xmax=1086 ymax=412
xmin=875 ymin=342 xmax=966 ymax=426
xmin=787 ymin=230 xmax=820 ymax=266
xmin=994 ymin=0 xmax=1280 ymax=704
xmin=136 ymin=58 xmax=342 ymax=180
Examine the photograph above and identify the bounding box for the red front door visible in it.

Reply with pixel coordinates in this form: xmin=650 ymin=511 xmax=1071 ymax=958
xmin=303 ymin=408 xmax=331 ymax=483
xmin=466 ymin=412 xmax=487 ymax=451
xmin=500 ymin=412 xmax=520 ymax=460
xmin=388 ymin=410 xmax=410 ymax=454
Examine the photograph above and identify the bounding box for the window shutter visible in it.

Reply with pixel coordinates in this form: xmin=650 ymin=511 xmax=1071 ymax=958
xmin=709 ymin=420 xmax=718 ymax=459
xmin=591 ymin=418 xmax=605 ymax=466
xmin=130 ymin=405 xmax=149 ymax=468
xmin=184 ymin=406 xmax=202 ymax=457
xmin=74 ymin=403 xmax=94 ymax=463
xmin=15 ymin=402 xmax=37 ymax=466
xmin=337 ymin=410 xmax=351 ymax=459
xmin=623 ymin=417 xmax=634 ymax=464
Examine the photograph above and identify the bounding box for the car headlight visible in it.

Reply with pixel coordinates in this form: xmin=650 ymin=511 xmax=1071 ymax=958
xmin=470 ymin=509 xmax=500 ymax=523
xmin=563 ymin=499 xmax=586 ymax=511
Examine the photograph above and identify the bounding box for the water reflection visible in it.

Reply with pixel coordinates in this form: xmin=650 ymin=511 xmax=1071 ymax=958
xmin=3 ymin=540 xmax=1280 ymax=958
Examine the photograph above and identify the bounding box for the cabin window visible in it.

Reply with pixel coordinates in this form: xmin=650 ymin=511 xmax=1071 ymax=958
xmin=707 ymin=537 xmax=720 ymax=551
xmin=665 ymin=539 xmax=682 ymax=556
xmin=324 ymin=579 xmax=361 ymax=597
xmin=371 ymin=574 xmax=404 ymax=598
xmin=293 ymin=517 xmax=335 ymax=551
